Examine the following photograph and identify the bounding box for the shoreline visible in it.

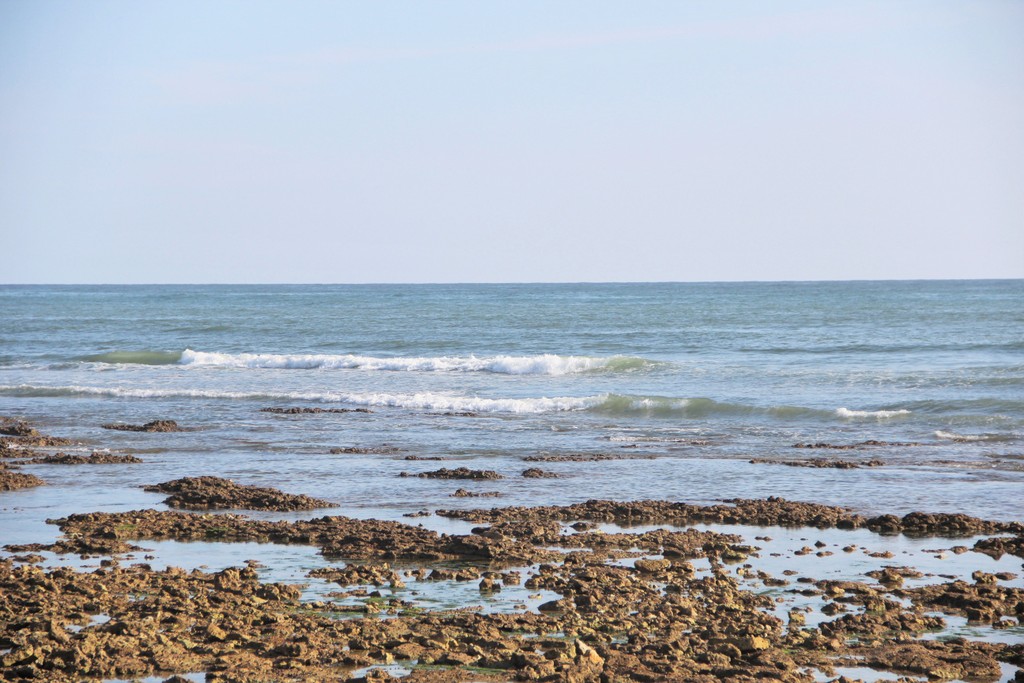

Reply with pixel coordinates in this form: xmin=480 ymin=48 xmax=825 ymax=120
xmin=2 ymin=417 xmax=1023 ymax=682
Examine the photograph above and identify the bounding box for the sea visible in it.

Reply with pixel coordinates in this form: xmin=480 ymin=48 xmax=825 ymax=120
xmin=1 ymin=279 xmax=1021 ymax=530
xmin=3 ymin=280 xmax=1024 ymax=663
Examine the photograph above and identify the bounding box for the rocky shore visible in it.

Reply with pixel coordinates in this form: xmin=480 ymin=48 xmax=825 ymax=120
xmin=1 ymin=416 xmax=1022 ymax=682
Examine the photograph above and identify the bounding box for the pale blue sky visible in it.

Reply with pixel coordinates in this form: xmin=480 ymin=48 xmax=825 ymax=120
xmin=2 ymin=1 xmax=1022 ymax=283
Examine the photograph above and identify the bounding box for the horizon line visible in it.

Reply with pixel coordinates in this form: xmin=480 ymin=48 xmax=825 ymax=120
xmin=2 ymin=277 xmax=1020 ymax=287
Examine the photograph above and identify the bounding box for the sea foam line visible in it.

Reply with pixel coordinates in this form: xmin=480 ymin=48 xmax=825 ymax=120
xmin=0 ymin=384 xmax=602 ymax=414
xmin=0 ymin=384 xmax=915 ymax=421
xmin=84 ymin=349 xmax=656 ymax=376
xmin=836 ymin=407 xmax=912 ymax=419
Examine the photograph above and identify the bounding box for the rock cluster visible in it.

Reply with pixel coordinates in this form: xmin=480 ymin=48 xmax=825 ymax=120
xmin=750 ymin=458 xmax=884 ymax=469
xmin=401 ymin=467 xmax=503 ymax=480
xmin=450 ymin=488 xmax=501 ymax=498
xmin=27 ymin=452 xmax=144 ymax=465
xmin=101 ymin=420 xmax=183 ymax=433
xmin=3 ymin=414 xmax=1022 ymax=682
xmin=792 ymin=440 xmax=921 ymax=449
xmin=974 ymin=535 xmax=1024 ymax=560
xmin=143 ymin=477 xmax=339 ymax=512
xmin=330 ymin=446 xmax=401 ymax=454
xmin=522 ymin=468 xmax=559 ymax=478
xmin=437 ymin=497 xmax=1024 ymax=536
xmin=0 ymin=469 xmax=45 ymax=491
xmin=523 ymin=453 xmax=657 ymax=462
xmin=0 ymin=417 xmax=39 ymax=438
xmin=3 ymin=500 xmax=1022 ymax=682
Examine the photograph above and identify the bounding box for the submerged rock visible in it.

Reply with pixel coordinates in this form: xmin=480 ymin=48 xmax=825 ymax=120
xmin=750 ymin=458 xmax=884 ymax=469
xmin=330 ymin=445 xmax=400 ymax=454
xmin=793 ymin=440 xmax=920 ymax=450
xmin=450 ymin=488 xmax=502 ymax=498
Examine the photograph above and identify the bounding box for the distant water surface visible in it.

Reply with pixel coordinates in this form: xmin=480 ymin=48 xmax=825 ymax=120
xmin=1 ymin=280 xmax=1022 ymax=524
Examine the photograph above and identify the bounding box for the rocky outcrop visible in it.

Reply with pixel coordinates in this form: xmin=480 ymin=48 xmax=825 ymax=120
xmin=401 ymin=467 xmax=503 ymax=480
xmin=143 ymin=476 xmax=338 ymax=512
xmin=522 ymin=468 xmax=559 ymax=478
xmin=0 ymin=494 xmax=1015 ymax=682
xmin=438 ymin=497 xmax=1023 ymax=536
xmin=101 ymin=420 xmax=182 ymax=433
xmin=793 ymin=440 xmax=920 ymax=449
xmin=750 ymin=458 xmax=884 ymax=469
xmin=27 ymin=452 xmax=143 ymax=465
xmin=0 ymin=469 xmax=45 ymax=491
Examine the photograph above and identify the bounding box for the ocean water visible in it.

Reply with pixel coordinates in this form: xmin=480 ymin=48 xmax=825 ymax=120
xmin=1 ymin=280 xmax=1022 ymax=530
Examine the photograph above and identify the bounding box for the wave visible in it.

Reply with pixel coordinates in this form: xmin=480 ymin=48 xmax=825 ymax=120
xmin=583 ymin=395 xmax=839 ymax=419
xmin=81 ymin=349 xmax=657 ymax=376
xmin=0 ymin=384 xmax=919 ymax=422
xmin=593 ymin=395 xmax=851 ymax=420
xmin=179 ymin=350 xmax=655 ymax=375
xmin=935 ymin=430 xmax=1016 ymax=443
xmin=835 ymin=407 xmax=912 ymax=419
xmin=0 ymin=384 xmax=601 ymax=414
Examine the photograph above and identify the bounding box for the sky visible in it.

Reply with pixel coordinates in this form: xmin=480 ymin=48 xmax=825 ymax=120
xmin=1 ymin=1 xmax=1022 ymax=284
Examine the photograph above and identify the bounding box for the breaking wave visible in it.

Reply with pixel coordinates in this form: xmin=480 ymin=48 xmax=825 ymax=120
xmin=0 ymin=384 xmax=601 ymax=414
xmin=836 ymin=407 xmax=912 ymax=419
xmin=0 ymin=384 xmax=918 ymax=422
xmin=81 ymin=349 xmax=658 ymax=376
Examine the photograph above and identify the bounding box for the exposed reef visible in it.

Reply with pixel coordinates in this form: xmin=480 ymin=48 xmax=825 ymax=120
xmin=101 ymin=420 xmax=183 ymax=433
xmin=143 ymin=477 xmax=339 ymax=512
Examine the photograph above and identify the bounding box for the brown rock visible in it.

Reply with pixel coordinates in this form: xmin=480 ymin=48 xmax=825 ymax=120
xmin=27 ymin=452 xmax=143 ymax=465
xmin=143 ymin=476 xmax=337 ymax=511
xmin=522 ymin=468 xmax=558 ymax=478
xmin=102 ymin=419 xmax=182 ymax=432
xmin=0 ymin=470 xmax=45 ymax=491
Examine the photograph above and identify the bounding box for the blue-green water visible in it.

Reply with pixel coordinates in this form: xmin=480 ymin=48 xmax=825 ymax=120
xmin=1 ymin=280 xmax=1022 ymax=525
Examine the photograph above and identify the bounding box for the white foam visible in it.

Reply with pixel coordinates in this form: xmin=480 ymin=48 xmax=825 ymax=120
xmin=935 ymin=430 xmax=985 ymax=442
xmin=0 ymin=384 xmax=603 ymax=414
xmin=836 ymin=407 xmax=912 ymax=419
xmin=178 ymin=349 xmax=634 ymax=376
